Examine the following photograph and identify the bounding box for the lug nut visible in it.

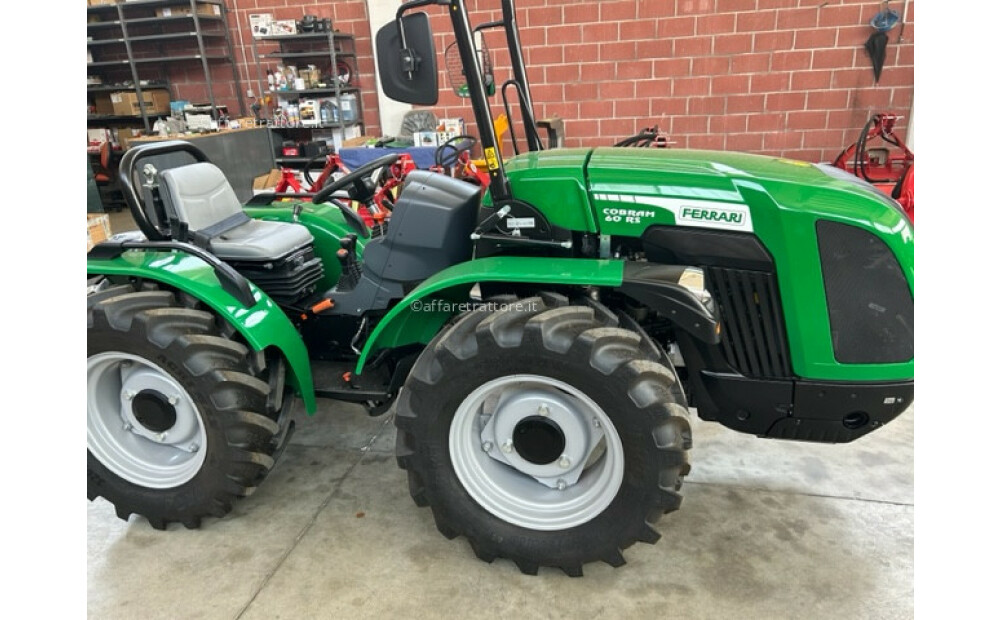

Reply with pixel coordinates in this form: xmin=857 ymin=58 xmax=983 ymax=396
xmin=558 ymin=455 xmax=571 ymax=469
xmin=156 ymin=432 xmax=167 ymax=442
xmin=481 ymin=441 xmax=493 ymax=453
xmin=188 ymin=443 xmax=200 ymax=453
xmin=537 ymin=404 xmax=550 ymax=417
xmin=123 ymin=422 xmax=132 ymax=432
xmin=168 ymin=395 xmax=179 ymax=406
xmin=593 ymin=417 xmax=601 ymax=428
xmin=556 ymin=479 xmax=567 ymax=491
xmin=123 ymin=390 xmax=135 ymax=401
xmin=501 ymin=440 xmax=513 ymax=454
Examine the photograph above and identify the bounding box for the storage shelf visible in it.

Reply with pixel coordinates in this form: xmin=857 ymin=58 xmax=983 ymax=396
xmin=87 ymin=38 xmax=126 ymax=46
xmin=87 ymin=20 xmax=123 ymax=30
xmin=271 ymin=121 xmax=364 ymax=131
xmin=128 ymin=32 xmax=227 ymax=42
xmin=256 ymin=33 xmax=354 ymax=42
xmin=271 ymin=87 xmax=360 ymax=97
xmin=259 ymin=51 xmax=357 ymax=60
xmin=88 ymin=82 xmax=170 ymax=93
xmin=126 ymin=15 xmax=223 ymax=25
xmin=132 ymin=54 xmax=230 ymax=64
xmin=88 ymin=59 xmax=131 ymax=67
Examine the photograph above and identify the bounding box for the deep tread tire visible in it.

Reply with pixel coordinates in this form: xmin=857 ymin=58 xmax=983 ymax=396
xmin=395 ymin=295 xmax=691 ymax=576
xmin=88 ymin=282 xmax=279 ymax=528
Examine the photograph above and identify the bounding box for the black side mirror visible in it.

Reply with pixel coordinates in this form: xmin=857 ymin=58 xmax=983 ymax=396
xmin=376 ymin=12 xmax=439 ymax=106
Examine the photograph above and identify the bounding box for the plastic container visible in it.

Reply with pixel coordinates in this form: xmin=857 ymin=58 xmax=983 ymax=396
xmin=339 ymin=93 xmax=357 ymax=123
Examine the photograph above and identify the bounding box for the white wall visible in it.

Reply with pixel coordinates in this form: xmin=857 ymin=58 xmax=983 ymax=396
xmin=366 ymin=0 xmax=413 ymax=137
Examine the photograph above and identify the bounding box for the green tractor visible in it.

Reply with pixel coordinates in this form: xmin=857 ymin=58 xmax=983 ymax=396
xmin=87 ymin=0 xmax=913 ymax=576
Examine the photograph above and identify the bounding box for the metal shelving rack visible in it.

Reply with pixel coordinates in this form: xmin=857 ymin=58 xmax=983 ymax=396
xmin=87 ymin=0 xmax=246 ymax=132
xmin=250 ymin=31 xmax=365 ymax=147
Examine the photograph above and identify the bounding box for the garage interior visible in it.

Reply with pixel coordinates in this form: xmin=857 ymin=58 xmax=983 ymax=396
xmin=86 ymin=1 xmax=919 ymax=617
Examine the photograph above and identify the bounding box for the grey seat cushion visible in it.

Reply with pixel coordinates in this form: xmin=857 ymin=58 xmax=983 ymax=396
xmin=159 ymin=162 xmax=313 ymax=261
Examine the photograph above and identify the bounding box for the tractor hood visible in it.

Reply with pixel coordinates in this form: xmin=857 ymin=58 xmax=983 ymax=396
xmin=504 ymin=147 xmax=911 ymax=242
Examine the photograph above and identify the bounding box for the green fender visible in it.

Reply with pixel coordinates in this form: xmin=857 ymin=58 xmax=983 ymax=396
xmin=355 ymin=256 xmax=625 ymax=373
xmin=88 ymin=249 xmax=317 ymax=413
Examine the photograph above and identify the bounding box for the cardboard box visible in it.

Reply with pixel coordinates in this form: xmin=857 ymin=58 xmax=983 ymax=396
xmin=299 ymin=99 xmax=320 ymax=127
xmin=87 ymin=214 xmax=112 ymax=252
xmin=110 ymin=89 xmax=170 ymax=116
xmin=272 ymin=19 xmax=297 ymax=35
xmin=252 ymin=169 xmax=283 ymax=192
xmin=156 ymin=3 xmax=221 ymax=18
xmin=414 ymin=131 xmax=438 ymax=147
xmin=93 ymin=93 xmax=115 ymax=115
xmin=249 ymin=13 xmax=272 ymax=38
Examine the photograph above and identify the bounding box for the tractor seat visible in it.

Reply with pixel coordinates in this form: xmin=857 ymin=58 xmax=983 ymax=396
xmin=158 ymin=162 xmax=313 ymax=261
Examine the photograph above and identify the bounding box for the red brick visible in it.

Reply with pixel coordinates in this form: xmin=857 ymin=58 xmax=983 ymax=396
xmin=546 ymin=63 xmax=581 ymax=83
xmin=580 ymin=100 xmax=610 ymax=120
xmin=615 ymin=98 xmax=651 ymax=118
xmin=731 ymin=53 xmax=769 ymax=74
xmin=817 ymin=4 xmax=863 ymax=27
xmin=876 ymin=66 xmax=915 ymax=88
xmin=812 ymin=48 xmax=856 ymax=69
xmin=638 ymin=0 xmax=677 ymax=18
xmin=676 ymin=0 xmax=718 ymax=15
xmin=650 ymin=97 xmax=688 ymax=117
xmin=599 ymin=81 xmax=635 ymax=100
xmin=765 ymin=92 xmax=807 ymax=112
xmin=806 ymin=89 xmax=849 ymax=110
xmin=786 ymin=110 xmax=828 ymax=130
xmin=802 ymin=130 xmax=843 ymax=148
xmin=531 ymin=84 xmax=564 ymax=103
xmin=791 ymin=70 xmax=832 ymax=90
xmin=757 ymin=0 xmax=798 ymax=8
xmin=546 ymin=102 xmax=580 ymax=120
xmin=712 ymin=74 xmax=750 ymax=95
xmin=601 ymin=1 xmax=638 ymax=22
xmin=693 ymin=56 xmax=732 ymax=77
xmin=771 ymin=50 xmax=811 ymax=72
xmin=827 ymin=109 xmax=869 ymax=131
xmin=620 ymin=20 xmax=658 ymax=41
xmin=654 ymin=58 xmax=691 ymax=79
xmin=635 ymin=79 xmax=671 ymax=100
xmin=748 ymin=113 xmax=785 ymax=132
xmin=850 ymin=88 xmax=893 ymax=110
xmin=658 ymin=16 xmax=696 ymax=38
xmin=688 ymin=96 xmax=726 ymax=116
xmin=618 ymin=60 xmax=654 ymax=81
xmin=831 ymin=68 xmax=874 ymax=89
xmin=793 ymin=28 xmax=838 ymax=50
xmin=710 ymin=114 xmax=748 ymax=134
xmin=673 ymin=76 xmax=711 ymax=97
xmin=753 ymin=30 xmax=794 ymax=52
xmin=526 ymin=6 xmax=562 ymax=27
xmin=763 ymin=131 xmax=803 ymax=153
xmin=561 ymin=6 xmax=600 ymax=25
xmin=673 ymin=115 xmax=709 ymax=134
xmin=519 ymin=27 xmax=547 ymax=47
xmin=527 ymin=45 xmax=563 ymax=65
xmin=750 ymin=72 xmax=790 ymax=93
xmin=890 ymin=88 xmax=914 ymax=110
xmin=696 ymin=13 xmax=736 ymax=36
xmin=713 ymin=33 xmax=754 ymax=56
xmin=563 ymin=44 xmax=600 ymax=63
xmin=836 ymin=25 xmax=871 ymax=48
xmin=674 ymin=36 xmax=712 ymax=57
xmin=776 ymin=8 xmax=818 ymax=30
xmin=582 ymin=22 xmax=619 ymax=43
xmin=689 ymin=134 xmax=726 ymax=150
xmin=637 ymin=39 xmax=674 ymax=60
xmin=728 ymin=132 xmax=764 ymax=152
xmin=564 ymin=82 xmax=598 ymax=101
xmin=601 ymin=41 xmax=636 ymax=62
xmin=737 ymin=11 xmax=777 ymax=33
xmin=547 ymin=25 xmax=582 ymax=45
xmin=600 ymin=118 xmax=638 ymax=138
xmin=727 ymin=94 xmax=766 ymax=114
xmin=896 ymin=44 xmax=914 ymax=67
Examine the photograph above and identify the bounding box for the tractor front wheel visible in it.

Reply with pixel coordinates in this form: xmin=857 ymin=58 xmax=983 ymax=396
xmin=395 ymin=295 xmax=692 ymax=575
xmin=87 ymin=283 xmax=279 ymax=529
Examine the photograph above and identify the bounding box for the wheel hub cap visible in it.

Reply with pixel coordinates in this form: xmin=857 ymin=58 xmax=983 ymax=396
xmin=451 ymin=374 xmax=624 ymax=531
xmin=88 ymin=352 xmax=207 ymax=489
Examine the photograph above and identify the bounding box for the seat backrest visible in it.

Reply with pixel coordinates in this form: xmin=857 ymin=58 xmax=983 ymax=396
xmin=158 ymin=162 xmax=242 ymax=232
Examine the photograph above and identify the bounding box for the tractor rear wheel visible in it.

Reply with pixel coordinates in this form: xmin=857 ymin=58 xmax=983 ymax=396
xmin=395 ymin=295 xmax=692 ymax=575
xmin=87 ymin=282 xmax=279 ymax=529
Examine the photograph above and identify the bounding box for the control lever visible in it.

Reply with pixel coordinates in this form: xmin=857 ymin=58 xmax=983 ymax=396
xmin=336 ymin=234 xmax=362 ymax=291
xmin=470 ymin=205 xmax=511 ymax=240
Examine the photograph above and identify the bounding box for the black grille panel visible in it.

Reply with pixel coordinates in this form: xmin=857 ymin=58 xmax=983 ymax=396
xmin=707 ymin=267 xmax=793 ymax=379
xmin=228 ymin=245 xmax=324 ymax=306
xmin=816 ymin=220 xmax=913 ymax=363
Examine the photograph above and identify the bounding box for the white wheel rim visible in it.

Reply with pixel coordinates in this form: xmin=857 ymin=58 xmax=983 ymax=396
xmin=449 ymin=374 xmax=624 ymax=531
xmin=87 ymin=352 xmax=208 ymax=489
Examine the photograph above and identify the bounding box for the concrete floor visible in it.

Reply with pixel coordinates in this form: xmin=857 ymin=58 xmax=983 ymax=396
xmin=88 ymin=399 xmax=914 ymax=619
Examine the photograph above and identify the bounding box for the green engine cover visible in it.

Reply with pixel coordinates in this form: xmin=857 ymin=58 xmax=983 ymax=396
xmin=505 ymin=148 xmax=914 ymax=383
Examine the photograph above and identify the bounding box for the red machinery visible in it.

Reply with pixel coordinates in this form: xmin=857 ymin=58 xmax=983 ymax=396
xmin=831 ymin=113 xmax=914 ymax=222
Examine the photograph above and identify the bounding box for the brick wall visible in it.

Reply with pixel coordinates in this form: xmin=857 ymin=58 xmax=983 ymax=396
xmin=416 ymin=0 xmax=915 ymax=162
xmin=169 ymin=1 xmax=914 ymax=163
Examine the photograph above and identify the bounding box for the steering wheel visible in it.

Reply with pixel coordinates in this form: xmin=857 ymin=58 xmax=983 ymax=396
xmin=311 ymin=152 xmax=400 ymax=206
xmin=435 ymin=135 xmax=478 ymax=170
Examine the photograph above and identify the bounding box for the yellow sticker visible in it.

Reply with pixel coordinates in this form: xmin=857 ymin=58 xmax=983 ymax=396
xmin=484 ymin=147 xmax=500 ymax=171
xmin=776 ymin=158 xmax=811 ymax=167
